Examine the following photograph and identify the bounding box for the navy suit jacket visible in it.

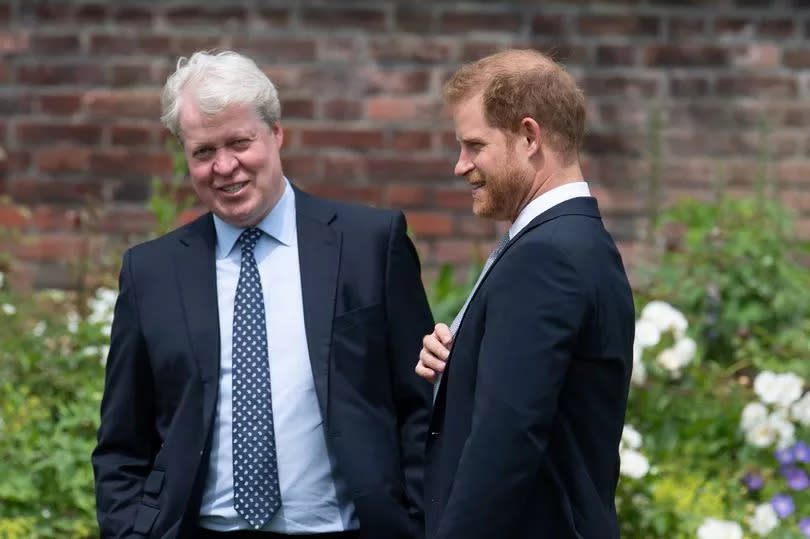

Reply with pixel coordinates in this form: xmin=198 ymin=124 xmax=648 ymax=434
xmin=92 ymin=187 xmax=434 ymax=539
xmin=425 ymin=197 xmax=635 ymax=539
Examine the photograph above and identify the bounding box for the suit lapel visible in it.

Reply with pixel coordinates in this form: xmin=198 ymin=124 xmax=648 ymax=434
xmin=174 ymin=213 xmax=220 ymax=383
xmin=295 ymin=187 xmax=341 ymax=422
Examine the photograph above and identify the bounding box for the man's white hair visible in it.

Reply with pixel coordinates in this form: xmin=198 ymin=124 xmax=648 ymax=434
xmin=160 ymin=50 xmax=281 ymax=138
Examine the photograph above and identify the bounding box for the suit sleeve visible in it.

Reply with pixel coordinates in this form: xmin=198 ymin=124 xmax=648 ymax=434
xmin=92 ymin=249 xmax=159 ymax=538
xmin=434 ymin=242 xmax=588 ymax=539
xmin=384 ymin=212 xmax=435 ymax=520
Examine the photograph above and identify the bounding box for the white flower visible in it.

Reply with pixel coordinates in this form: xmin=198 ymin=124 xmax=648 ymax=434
xmin=656 ymin=347 xmax=686 ymax=373
xmin=631 ymin=344 xmax=647 ymax=386
xmin=754 ymin=371 xmax=782 ymax=406
xmin=88 ymin=288 xmax=117 ymax=326
xmin=696 ymin=518 xmax=743 ymax=539
xmin=769 ymin=410 xmax=795 ymax=448
xmin=791 ymin=392 xmax=810 ymax=426
xmin=640 ymin=300 xmax=688 ymax=337
xmin=81 ymin=346 xmax=100 ymax=358
xmin=619 ymin=448 xmax=649 ymax=479
xmin=774 ymin=373 xmax=804 ymax=408
xmin=100 ymin=345 xmax=110 ymax=366
xmin=745 ymin=420 xmax=777 ymax=448
xmin=32 ymin=320 xmax=47 ymax=337
xmin=741 ymin=402 xmax=768 ymax=432
xmin=749 ymin=503 xmax=778 ymax=536
xmin=2 ymin=303 xmax=16 ymax=315
xmin=673 ymin=336 xmax=697 ymax=365
xmin=634 ymin=319 xmax=661 ymax=348
xmin=621 ymin=425 xmax=642 ymax=450
xmin=66 ymin=311 xmax=80 ymax=334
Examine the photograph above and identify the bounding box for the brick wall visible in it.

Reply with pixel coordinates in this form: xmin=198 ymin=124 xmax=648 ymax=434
xmin=2 ymin=0 xmax=810 ymax=288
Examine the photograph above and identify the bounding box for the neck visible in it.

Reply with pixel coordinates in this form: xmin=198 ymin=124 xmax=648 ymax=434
xmin=511 ymin=162 xmax=584 ymax=223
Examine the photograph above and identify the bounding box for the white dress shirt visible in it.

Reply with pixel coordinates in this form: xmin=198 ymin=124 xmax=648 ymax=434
xmin=509 ymin=181 xmax=591 ymax=240
xmin=199 ymin=180 xmax=358 ymax=532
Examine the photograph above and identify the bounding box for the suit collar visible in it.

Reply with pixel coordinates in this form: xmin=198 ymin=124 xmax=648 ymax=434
xmin=509 ymin=182 xmax=591 ymax=239
xmin=509 ymin=196 xmax=601 ymax=246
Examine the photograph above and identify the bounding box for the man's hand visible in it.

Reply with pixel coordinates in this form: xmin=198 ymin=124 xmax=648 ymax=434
xmin=415 ymin=323 xmax=454 ymax=383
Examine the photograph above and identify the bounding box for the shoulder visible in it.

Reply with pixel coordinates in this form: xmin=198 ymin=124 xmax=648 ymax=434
xmin=295 ymin=187 xmax=402 ymax=230
xmin=126 ymin=212 xmax=213 ymax=259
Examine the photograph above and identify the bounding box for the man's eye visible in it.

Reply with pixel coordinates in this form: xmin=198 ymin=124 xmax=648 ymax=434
xmin=232 ymin=139 xmax=251 ymax=149
xmin=194 ymin=148 xmax=214 ymax=159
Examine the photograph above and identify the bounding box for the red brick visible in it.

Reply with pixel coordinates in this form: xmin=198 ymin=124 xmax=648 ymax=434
xmin=589 ymin=187 xmax=643 ymax=212
xmin=395 ymin=6 xmax=434 ymax=33
xmin=322 ymin=99 xmax=363 ymax=121
xmin=16 ymin=123 xmax=102 ymax=146
xmin=670 ymin=77 xmax=710 ymax=97
xmin=305 ymin=183 xmax=381 ymax=205
xmin=784 ymin=49 xmax=810 ymax=68
xmin=90 ymin=150 xmax=172 ymax=176
xmin=257 ymin=7 xmax=290 ymax=27
xmin=165 ymin=5 xmax=247 ymax=26
xmin=598 ymin=103 xmax=646 ymax=129
xmin=29 ymin=34 xmax=81 ymax=54
xmin=363 ymin=69 xmax=430 ymax=94
xmin=169 ymin=36 xmax=231 ymax=57
xmin=536 ymin=44 xmax=590 ymax=66
xmin=16 ymin=63 xmax=105 ymax=85
xmin=15 ymin=234 xmax=90 ymax=262
xmin=532 ymin=15 xmax=566 ymax=36
xmin=716 ymin=76 xmax=798 ymax=98
xmin=597 ymin=46 xmax=637 ymax=66
xmin=37 ymin=93 xmax=82 ymax=115
xmin=232 ymin=37 xmax=316 ymax=61
xmin=390 ymin=131 xmax=432 ymax=151
xmin=318 ymin=154 xmax=370 ymax=183
xmin=113 ymin=6 xmax=153 ymax=24
xmin=8 ymin=177 xmax=102 ymax=204
xmin=370 ymin=37 xmax=457 ymax=63
xmin=435 ymin=188 xmax=472 ymax=210
xmin=404 ymin=211 xmax=453 ymax=237
xmin=461 ymin=42 xmax=507 ymax=62
xmin=36 ymin=148 xmax=91 ymax=173
xmin=577 ymin=15 xmax=660 ymax=37
xmin=111 ymin=63 xmax=154 ymax=87
xmin=433 ymin=239 xmax=476 ymax=264
xmin=760 ymin=19 xmax=795 ymax=38
xmin=0 ymin=32 xmax=30 ymax=54
xmin=300 ymin=129 xmax=385 ymax=150
xmin=316 ymin=36 xmax=364 ymax=63
xmin=31 ymin=206 xmax=83 ymax=231
xmin=583 ymin=132 xmax=643 ymax=157
xmin=644 ymin=46 xmax=728 ymax=67
xmin=0 ymin=4 xmax=8 ymax=24
xmin=0 ymin=92 xmax=33 ymax=115
xmin=368 ymin=157 xmax=452 ymax=181
xmin=0 ymin=63 xmax=6 ymax=83
xmin=669 ymin=18 xmax=706 ymax=38
xmin=368 ymin=97 xmax=443 ymax=121
xmin=83 ymin=90 xmax=161 ymax=119
xmin=111 ymin=126 xmax=153 ymax=146
xmin=581 ymin=76 xmax=659 ymax=97
xmin=666 ymin=103 xmax=732 ymax=129
xmin=75 ymin=4 xmax=108 ymax=23
xmin=440 ymin=11 xmax=522 ymax=34
xmin=301 ymin=7 xmax=386 ymax=30
xmin=0 ymin=205 xmax=30 ymax=227
xmin=777 ymin=161 xmax=810 ymax=185
xmin=32 ymin=2 xmax=71 ymax=22
xmin=456 ymin=216 xmax=495 ymax=237
xmin=98 ymin=207 xmax=157 ymax=233
xmin=388 ymin=185 xmax=427 ymax=207
xmin=90 ymin=34 xmax=170 ymax=55
xmin=280 ymin=154 xmax=320 ymax=180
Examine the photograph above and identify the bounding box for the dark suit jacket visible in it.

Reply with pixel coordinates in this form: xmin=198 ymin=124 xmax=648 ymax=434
xmin=92 ymin=187 xmax=434 ymax=539
xmin=425 ymin=197 xmax=635 ymax=539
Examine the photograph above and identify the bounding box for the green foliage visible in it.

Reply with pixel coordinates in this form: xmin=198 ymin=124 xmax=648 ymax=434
xmin=0 ymin=285 xmax=109 ymax=538
xmin=426 ymin=262 xmax=482 ymax=324
xmin=149 ymin=138 xmax=195 ymax=237
xmin=637 ymin=194 xmax=810 ymax=374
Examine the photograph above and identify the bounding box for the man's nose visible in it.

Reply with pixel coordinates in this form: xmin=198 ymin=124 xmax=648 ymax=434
xmin=212 ymin=149 xmax=238 ymax=176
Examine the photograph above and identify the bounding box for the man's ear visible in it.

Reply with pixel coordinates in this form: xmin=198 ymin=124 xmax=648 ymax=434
xmin=520 ymin=117 xmax=542 ymax=158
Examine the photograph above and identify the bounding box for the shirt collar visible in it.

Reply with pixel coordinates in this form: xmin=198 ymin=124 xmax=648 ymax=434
xmin=509 ymin=181 xmax=591 ymax=239
xmin=213 ymin=178 xmax=296 ymax=259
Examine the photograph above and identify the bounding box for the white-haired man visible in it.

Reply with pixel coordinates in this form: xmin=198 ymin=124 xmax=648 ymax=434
xmin=93 ymin=50 xmax=434 ymax=539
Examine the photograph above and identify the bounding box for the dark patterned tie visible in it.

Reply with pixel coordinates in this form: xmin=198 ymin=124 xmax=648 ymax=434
xmin=232 ymin=228 xmax=281 ymax=528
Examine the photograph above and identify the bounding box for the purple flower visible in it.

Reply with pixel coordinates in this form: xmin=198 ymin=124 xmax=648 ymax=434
xmin=794 ymin=442 xmax=810 ymax=463
xmin=799 ymin=517 xmax=810 ymax=537
xmin=772 ymin=493 xmax=795 ymax=517
xmin=786 ymin=467 xmax=810 ymax=491
xmin=775 ymin=447 xmax=796 ymax=465
xmin=743 ymin=471 xmax=764 ymax=491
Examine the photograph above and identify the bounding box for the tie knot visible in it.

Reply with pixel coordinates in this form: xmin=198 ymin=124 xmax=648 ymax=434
xmin=238 ymin=228 xmax=262 ymax=253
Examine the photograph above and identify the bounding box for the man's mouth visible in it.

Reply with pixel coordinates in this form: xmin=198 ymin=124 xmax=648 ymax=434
xmin=219 ymin=182 xmax=248 ymax=194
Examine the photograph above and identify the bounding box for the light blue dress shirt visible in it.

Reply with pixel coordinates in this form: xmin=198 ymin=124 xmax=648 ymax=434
xmin=199 ymin=180 xmax=358 ymax=533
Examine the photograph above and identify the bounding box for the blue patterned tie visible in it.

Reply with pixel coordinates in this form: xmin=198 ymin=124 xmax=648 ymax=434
xmin=232 ymin=228 xmax=281 ymax=528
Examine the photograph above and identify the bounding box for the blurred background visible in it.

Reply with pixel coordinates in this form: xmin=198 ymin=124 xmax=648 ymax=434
xmin=2 ymin=0 xmax=810 ymax=537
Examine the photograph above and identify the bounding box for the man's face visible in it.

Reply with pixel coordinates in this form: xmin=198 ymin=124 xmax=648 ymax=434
xmin=451 ymin=94 xmax=529 ymax=222
xmin=180 ymin=101 xmax=285 ymax=228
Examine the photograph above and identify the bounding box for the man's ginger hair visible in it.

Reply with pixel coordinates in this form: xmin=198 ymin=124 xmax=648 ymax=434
xmin=443 ymin=49 xmax=586 ymax=163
